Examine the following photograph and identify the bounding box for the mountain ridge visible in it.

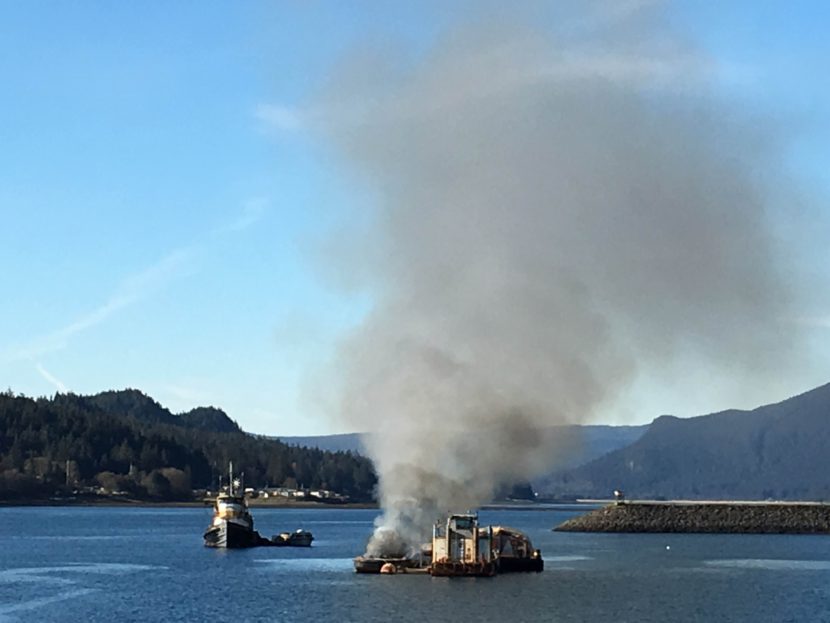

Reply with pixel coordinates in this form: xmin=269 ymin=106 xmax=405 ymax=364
xmin=544 ymin=381 xmax=830 ymax=500
xmin=81 ymin=388 xmax=241 ymax=433
xmin=278 ymin=424 xmax=650 ymax=474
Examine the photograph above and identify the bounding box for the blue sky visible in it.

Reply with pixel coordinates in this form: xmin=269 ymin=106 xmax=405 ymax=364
xmin=2 ymin=2 xmax=829 ymax=435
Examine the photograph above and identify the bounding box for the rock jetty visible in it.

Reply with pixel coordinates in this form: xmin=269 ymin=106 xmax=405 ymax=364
xmin=554 ymin=501 xmax=830 ymax=534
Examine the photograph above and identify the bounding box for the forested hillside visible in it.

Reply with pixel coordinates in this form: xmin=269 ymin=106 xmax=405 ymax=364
xmin=0 ymin=390 xmax=376 ymax=501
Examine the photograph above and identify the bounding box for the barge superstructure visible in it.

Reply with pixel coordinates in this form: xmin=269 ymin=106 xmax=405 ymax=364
xmin=354 ymin=512 xmax=542 ymax=576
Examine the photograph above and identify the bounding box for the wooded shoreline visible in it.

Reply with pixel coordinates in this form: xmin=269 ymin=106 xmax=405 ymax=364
xmin=0 ymin=497 xmax=378 ymax=509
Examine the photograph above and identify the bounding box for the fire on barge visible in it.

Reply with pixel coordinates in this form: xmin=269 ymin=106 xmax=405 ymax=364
xmin=354 ymin=513 xmax=543 ymax=577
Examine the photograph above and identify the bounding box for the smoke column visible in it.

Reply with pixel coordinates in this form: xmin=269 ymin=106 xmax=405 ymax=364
xmin=309 ymin=3 xmax=802 ymax=553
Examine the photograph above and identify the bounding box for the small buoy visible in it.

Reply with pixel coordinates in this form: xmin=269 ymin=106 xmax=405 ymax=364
xmin=380 ymin=562 xmax=397 ymax=574
xmin=666 ymin=545 xmax=671 ymax=550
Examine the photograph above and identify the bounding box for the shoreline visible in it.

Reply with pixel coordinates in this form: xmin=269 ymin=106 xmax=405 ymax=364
xmin=0 ymin=498 xmax=592 ymax=510
xmin=0 ymin=498 xmax=378 ymax=509
xmin=0 ymin=497 xmax=599 ymax=512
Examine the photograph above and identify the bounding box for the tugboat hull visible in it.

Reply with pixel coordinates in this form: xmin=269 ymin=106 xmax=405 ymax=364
xmin=203 ymin=520 xmax=260 ymax=549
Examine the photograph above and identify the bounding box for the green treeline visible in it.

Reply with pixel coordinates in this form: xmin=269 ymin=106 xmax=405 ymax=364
xmin=0 ymin=389 xmax=376 ymax=501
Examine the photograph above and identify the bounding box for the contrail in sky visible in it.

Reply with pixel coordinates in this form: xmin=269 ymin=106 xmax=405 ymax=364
xmin=3 ymin=202 xmax=266 ymax=366
xmin=35 ymin=362 xmax=68 ymax=393
xmin=4 ymin=246 xmax=196 ymax=364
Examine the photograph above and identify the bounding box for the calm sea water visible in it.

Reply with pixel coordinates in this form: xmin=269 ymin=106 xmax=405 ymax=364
xmin=1 ymin=506 xmax=829 ymax=622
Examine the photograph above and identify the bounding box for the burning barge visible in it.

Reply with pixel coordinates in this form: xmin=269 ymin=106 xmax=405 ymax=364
xmin=354 ymin=513 xmax=543 ymax=577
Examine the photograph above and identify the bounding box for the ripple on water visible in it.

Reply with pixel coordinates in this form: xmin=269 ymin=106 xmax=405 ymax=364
xmin=705 ymin=559 xmax=830 ymax=571
xmin=254 ymin=558 xmax=355 ymax=573
xmin=9 ymin=535 xmax=124 ymax=541
xmin=0 ymin=563 xmax=166 ymax=585
xmin=0 ymin=588 xmax=99 ymax=619
xmin=0 ymin=564 xmax=163 ymax=621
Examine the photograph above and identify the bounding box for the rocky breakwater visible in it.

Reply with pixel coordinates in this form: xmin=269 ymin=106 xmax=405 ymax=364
xmin=554 ymin=501 xmax=830 ymax=534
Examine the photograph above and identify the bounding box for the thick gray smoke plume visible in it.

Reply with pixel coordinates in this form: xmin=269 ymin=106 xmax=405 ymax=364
xmin=309 ymin=4 xmax=800 ymax=553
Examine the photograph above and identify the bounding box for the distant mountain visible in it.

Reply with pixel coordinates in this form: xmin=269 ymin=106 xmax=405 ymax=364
xmin=279 ymin=433 xmax=367 ymax=454
xmin=529 ymin=424 xmax=648 ymax=493
xmin=83 ymin=389 xmax=241 ymax=433
xmin=280 ymin=424 xmax=648 ymax=473
xmin=544 ymin=382 xmax=830 ymax=501
xmin=545 ymin=424 xmax=649 ymax=471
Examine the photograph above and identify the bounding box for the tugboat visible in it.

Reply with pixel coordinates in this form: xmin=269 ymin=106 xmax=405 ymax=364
xmin=203 ymin=463 xmax=261 ymax=549
xmin=491 ymin=525 xmax=544 ymax=573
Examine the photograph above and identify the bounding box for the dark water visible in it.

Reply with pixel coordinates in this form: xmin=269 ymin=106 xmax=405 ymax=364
xmin=1 ymin=506 xmax=829 ymax=622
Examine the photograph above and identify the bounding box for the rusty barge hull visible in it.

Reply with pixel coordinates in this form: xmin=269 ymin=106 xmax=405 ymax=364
xmin=496 ymin=556 xmax=544 ymax=573
xmin=353 ymin=556 xmax=423 ymax=574
xmin=353 ymin=556 xmax=542 ymax=575
xmin=430 ymin=560 xmax=497 ymax=577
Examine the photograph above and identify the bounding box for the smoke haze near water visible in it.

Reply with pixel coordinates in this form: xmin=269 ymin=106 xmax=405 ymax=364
xmin=309 ymin=4 xmax=804 ymax=554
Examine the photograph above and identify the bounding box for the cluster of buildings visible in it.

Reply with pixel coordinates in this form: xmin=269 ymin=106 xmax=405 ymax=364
xmin=201 ymin=486 xmax=350 ymax=504
xmin=255 ymin=487 xmax=347 ymax=502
